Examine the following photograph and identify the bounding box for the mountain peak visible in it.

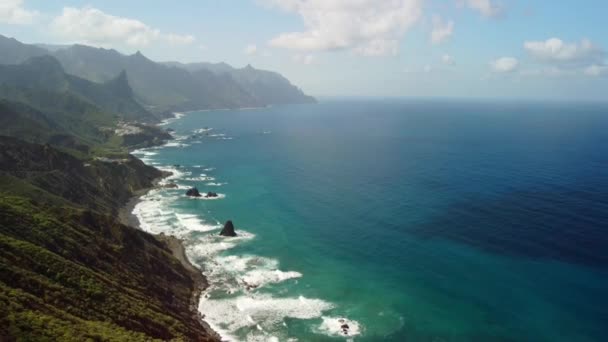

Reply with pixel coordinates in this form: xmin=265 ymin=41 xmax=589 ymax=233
xmin=105 ymin=69 xmax=133 ymax=97
xmin=133 ymin=50 xmax=145 ymax=58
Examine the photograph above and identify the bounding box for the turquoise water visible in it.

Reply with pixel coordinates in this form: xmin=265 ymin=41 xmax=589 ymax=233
xmin=133 ymin=99 xmax=608 ymax=341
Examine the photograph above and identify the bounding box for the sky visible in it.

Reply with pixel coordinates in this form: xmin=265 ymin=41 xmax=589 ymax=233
xmin=1 ymin=0 xmax=607 ymax=101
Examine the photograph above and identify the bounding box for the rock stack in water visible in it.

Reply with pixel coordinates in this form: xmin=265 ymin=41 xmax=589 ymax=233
xmin=205 ymin=192 xmax=218 ymax=198
xmin=219 ymin=220 xmax=237 ymax=237
xmin=186 ymin=187 xmax=201 ymax=197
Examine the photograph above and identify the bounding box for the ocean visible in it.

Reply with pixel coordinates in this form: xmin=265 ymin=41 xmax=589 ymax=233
xmin=132 ymin=98 xmax=608 ymax=342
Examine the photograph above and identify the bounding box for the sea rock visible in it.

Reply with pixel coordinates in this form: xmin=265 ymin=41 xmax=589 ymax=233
xmin=341 ymin=324 xmax=349 ymax=330
xmin=162 ymin=182 xmax=178 ymax=189
xmin=220 ymin=220 xmax=237 ymax=237
xmin=186 ymin=187 xmax=201 ymax=197
xmin=205 ymin=192 xmax=218 ymax=198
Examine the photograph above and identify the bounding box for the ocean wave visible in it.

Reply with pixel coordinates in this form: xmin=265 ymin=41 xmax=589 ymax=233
xmin=215 ymin=255 xmax=302 ymax=289
xmin=194 ymin=127 xmax=213 ymax=134
xmin=187 ymin=232 xmax=256 ymax=260
xmin=207 ymin=133 xmax=233 ymax=140
xmin=131 ymin=147 xmax=161 ymax=163
xmin=159 ymin=112 xmax=186 ymax=126
xmin=176 ymin=213 xmax=221 ymax=232
xmin=156 ymin=166 xmax=188 ymax=181
xmin=131 ymin=163 xmax=358 ymax=340
xmin=132 ymin=191 xmax=181 ymax=235
xmin=163 ymin=141 xmax=190 ymax=148
xmin=183 ymin=176 xmax=216 ymax=182
xmin=198 ymin=294 xmax=334 ymax=341
xmin=205 ymin=182 xmax=227 ymax=187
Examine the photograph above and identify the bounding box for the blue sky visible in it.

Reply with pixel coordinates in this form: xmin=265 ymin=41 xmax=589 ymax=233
xmin=1 ymin=0 xmax=607 ymax=100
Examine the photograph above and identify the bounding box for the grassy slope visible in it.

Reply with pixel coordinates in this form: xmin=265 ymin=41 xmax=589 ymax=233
xmin=0 ymin=196 xmax=213 ymax=341
xmin=0 ymin=110 xmax=213 ymax=341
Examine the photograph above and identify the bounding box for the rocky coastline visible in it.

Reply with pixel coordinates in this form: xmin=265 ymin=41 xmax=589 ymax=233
xmin=119 ymin=113 xmax=223 ymax=341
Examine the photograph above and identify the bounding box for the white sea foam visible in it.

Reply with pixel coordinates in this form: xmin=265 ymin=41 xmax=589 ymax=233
xmin=214 ymin=255 xmax=302 ymax=289
xmin=133 ymin=185 xmax=345 ymax=341
xmin=199 ymin=294 xmax=334 ymax=338
xmin=159 ymin=112 xmax=186 ymax=126
xmin=194 ymin=127 xmax=214 ymax=134
xmin=182 ymin=225 xmax=333 ymax=341
xmin=132 ymin=190 xmax=180 ymax=235
xmin=317 ymin=316 xmax=362 ymax=338
xmin=208 ymin=133 xmax=233 ymax=140
xmin=176 ymin=213 xmax=221 ymax=232
xmin=131 ymin=148 xmax=161 ymax=165
xmin=163 ymin=141 xmax=189 ymax=148
xmin=205 ymin=182 xmax=227 ymax=187
xmin=130 ymin=144 xmax=352 ymax=340
xmin=183 ymin=176 xmax=216 ymax=182
xmin=186 ymin=232 xmax=255 ymax=260
xmin=156 ymin=166 xmax=187 ymax=182
xmin=241 ymin=269 xmax=302 ymax=288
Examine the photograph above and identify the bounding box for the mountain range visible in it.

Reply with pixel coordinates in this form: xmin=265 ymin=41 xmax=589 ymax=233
xmin=0 ymin=35 xmax=315 ymax=115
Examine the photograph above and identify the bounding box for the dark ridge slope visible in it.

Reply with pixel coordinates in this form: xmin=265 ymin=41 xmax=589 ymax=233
xmin=0 ymin=196 xmax=215 ymax=341
xmin=0 ymin=137 xmax=218 ymax=341
xmin=0 ymin=137 xmax=162 ymax=215
xmin=53 ymin=45 xmax=263 ymax=112
xmin=0 ymin=35 xmax=48 ymax=65
xmin=0 ymin=55 xmax=157 ymax=123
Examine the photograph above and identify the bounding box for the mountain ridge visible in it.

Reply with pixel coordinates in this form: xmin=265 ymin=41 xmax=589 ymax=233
xmin=0 ymin=35 xmax=316 ymax=115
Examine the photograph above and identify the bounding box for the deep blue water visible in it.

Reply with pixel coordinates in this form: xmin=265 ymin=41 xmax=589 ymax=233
xmin=134 ymin=99 xmax=608 ymax=341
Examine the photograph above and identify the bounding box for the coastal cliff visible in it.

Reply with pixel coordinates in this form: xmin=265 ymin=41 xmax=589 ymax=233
xmin=0 ymin=137 xmax=219 ymax=341
xmin=0 ymin=33 xmax=320 ymax=341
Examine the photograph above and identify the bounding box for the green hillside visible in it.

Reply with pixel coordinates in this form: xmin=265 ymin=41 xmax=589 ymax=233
xmin=0 ymin=137 xmax=218 ymax=341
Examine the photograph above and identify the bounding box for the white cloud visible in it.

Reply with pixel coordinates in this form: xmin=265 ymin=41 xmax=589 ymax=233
xmin=264 ymin=0 xmax=422 ymax=56
xmin=442 ymin=54 xmax=454 ymax=65
xmin=244 ymin=44 xmax=258 ymax=55
xmin=354 ymin=39 xmax=399 ymax=57
xmin=0 ymin=0 xmax=38 ymax=24
xmin=584 ymin=64 xmax=608 ymax=77
xmin=524 ymin=38 xmax=604 ymax=65
xmin=51 ymin=7 xmax=195 ymax=47
xmin=461 ymin=0 xmax=503 ymax=18
xmin=293 ymin=54 xmax=316 ymax=65
xmin=430 ymin=15 xmax=454 ymax=45
xmin=491 ymin=57 xmax=518 ymax=73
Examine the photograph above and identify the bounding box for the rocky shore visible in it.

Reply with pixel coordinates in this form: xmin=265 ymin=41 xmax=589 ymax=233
xmin=119 ymin=116 xmax=222 ymax=341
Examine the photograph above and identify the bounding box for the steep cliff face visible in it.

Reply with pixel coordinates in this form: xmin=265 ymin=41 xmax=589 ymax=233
xmin=0 ymin=197 xmax=217 ymax=341
xmin=0 ymin=55 xmax=158 ymax=124
xmin=0 ymin=137 xmax=218 ymax=341
xmin=0 ymin=137 xmax=163 ymax=214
